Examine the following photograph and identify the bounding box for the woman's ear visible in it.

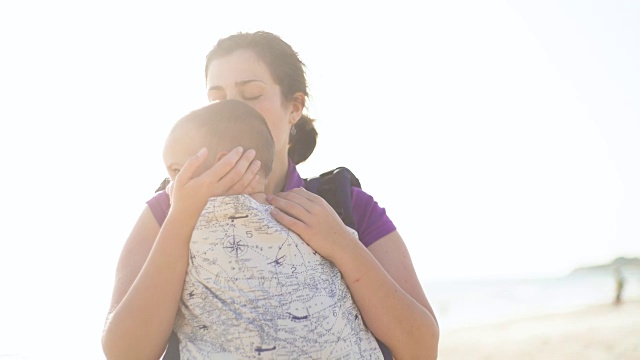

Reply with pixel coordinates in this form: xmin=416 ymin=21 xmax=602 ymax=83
xmin=289 ymin=92 xmax=305 ymax=125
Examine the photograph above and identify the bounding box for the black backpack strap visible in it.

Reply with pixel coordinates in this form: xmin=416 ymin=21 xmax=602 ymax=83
xmin=156 ymin=177 xmax=171 ymax=193
xmin=304 ymin=167 xmax=361 ymax=230
xmin=162 ymin=331 xmax=180 ymax=360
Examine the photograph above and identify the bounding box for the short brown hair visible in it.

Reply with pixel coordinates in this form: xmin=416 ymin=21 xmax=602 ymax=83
xmin=170 ymin=99 xmax=275 ymax=177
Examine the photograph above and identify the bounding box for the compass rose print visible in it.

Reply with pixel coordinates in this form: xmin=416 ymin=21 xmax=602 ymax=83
xmin=223 ymin=235 xmax=248 ymax=258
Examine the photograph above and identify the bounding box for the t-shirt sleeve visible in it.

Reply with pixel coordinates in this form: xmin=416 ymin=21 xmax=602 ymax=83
xmin=351 ymin=187 xmax=396 ymax=247
xmin=146 ymin=190 xmax=170 ymax=226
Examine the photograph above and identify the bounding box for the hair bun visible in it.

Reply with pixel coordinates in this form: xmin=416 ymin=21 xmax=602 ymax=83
xmin=288 ymin=115 xmax=317 ymax=165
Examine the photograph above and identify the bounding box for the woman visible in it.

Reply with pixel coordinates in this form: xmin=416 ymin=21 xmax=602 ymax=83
xmin=102 ymin=31 xmax=439 ymax=360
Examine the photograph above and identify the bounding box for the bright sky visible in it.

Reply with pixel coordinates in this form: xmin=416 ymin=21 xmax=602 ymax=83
xmin=1 ymin=1 xmax=639 ymax=358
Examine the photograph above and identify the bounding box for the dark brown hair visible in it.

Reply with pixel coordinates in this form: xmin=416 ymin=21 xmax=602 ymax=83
xmin=205 ymin=31 xmax=317 ymax=165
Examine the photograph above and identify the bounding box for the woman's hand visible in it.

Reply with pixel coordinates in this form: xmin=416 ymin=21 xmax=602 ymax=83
xmin=267 ymin=187 xmax=356 ymax=262
xmin=268 ymin=188 xmax=440 ymax=359
xmin=168 ymin=146 xmax=261 ymax=217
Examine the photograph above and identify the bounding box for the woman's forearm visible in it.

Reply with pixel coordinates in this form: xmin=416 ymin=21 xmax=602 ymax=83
xmin=332 ymin=237 xmax=439 ymax=360
xmin=102 ymin=211 xmax=197 ymax=360
xmin=266 ymin=188 xmax=439 ymax=359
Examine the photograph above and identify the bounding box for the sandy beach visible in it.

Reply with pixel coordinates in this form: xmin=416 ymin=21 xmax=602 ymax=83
xmin=438 ymin=301 xmax=640 ymax=360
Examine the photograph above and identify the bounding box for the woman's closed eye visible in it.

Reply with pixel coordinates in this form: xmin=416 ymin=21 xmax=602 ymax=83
xmin=208 ymin=89 xmax=226 ymax=102
xmin=240 ymin=82 xmax=265 ymax=100
xmin=207 ymin=89 xmax=261 ymax=102
xmin=207 ymin=81 xmax=267 ymax=102
xmin=242 ymin=93 xmax=261 ymax=101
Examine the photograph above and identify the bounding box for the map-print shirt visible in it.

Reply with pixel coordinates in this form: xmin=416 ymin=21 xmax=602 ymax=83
xmin=174 ymin=194 xmax=384 ymax=360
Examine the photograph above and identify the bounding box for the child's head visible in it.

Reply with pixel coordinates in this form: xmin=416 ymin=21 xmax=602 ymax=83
xmin=163 ymin=99 xmax=275 ymax=181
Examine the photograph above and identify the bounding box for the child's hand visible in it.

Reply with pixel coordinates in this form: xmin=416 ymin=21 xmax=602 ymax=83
xmin=266 ymin=188 xmax=359 ymax=262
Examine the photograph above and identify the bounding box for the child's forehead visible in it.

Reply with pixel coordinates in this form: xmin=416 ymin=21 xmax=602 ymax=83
xmin=170 ymin=123 xmax=208 ymax=145
xmin=164 ymin=131 xmax=207 ymax=163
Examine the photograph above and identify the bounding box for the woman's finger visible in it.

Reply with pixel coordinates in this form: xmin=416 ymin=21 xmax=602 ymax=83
xmin=270 ymin=207 xmax=306 ymax=235
xmin=166 ymin=181 xmax=174 ymax=203
xmin=267 ymin=193 xmax=311 ymax=220
xmin=286 ymin=187 xmax=325 ymax=204
xmin=195 ymin=146 xmax=243 ymax=191
xmin=243 ymin=171 xmax=262 ymax=194
xmin=272 ymin=189 xmax=318 ymax=213
xmin=227 ymin=159 xmax=261 ymax=194
xmin=175 ymin=147 xmax=209 ymax=186
xmin=216 ymin=149 xmax=257 ymax=193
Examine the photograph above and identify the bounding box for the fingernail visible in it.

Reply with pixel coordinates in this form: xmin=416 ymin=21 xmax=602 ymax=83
xmin=197 ymin=148 xmax=207 ymax=157
xmin=247 ymin=149 xmax=256 ymax=157
xmin=266 ymin=195 xmax=273 ymax=202
xmin=234 ymin=146 xmax=244 ymax=153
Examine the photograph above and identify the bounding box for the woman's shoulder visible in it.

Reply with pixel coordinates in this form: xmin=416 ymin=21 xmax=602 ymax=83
xmin=147 ymin=190 xmax=170 ymax=225
xmin=350 ymin=186 xmax=396 ymax=247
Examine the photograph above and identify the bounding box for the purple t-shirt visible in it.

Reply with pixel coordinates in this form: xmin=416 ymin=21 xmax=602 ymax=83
xmin=147 ymin=162 xmax=396 ymax=247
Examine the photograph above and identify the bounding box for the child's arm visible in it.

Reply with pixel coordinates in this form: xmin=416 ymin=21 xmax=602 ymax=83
xmin=102 ymin=147 xmax=260 ymax=359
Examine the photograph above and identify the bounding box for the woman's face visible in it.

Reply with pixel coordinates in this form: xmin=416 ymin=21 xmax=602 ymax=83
xmin=205 ymin=50 xmax=301 ymax=160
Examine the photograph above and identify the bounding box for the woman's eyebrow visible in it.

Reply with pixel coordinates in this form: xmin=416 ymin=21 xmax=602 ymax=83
xmin=207 ymin=84 xmax=224 ymax=91
xmin=236 ymin=79 xmax=266 ymax=86
xmin=207 ymin=79 xmax=265 ymax=92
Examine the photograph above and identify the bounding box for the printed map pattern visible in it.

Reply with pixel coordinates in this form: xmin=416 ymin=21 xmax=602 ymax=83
xmin=174 ymin=195 xmax=383 ymax=359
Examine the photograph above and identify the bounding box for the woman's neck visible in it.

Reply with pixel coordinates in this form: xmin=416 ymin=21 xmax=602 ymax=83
xmin=265 ymin=153 xmax=289 ymax=195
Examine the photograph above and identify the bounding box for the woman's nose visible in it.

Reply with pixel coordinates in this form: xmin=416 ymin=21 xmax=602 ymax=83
xmin=226 ymin=88 xmax=242 ymax=101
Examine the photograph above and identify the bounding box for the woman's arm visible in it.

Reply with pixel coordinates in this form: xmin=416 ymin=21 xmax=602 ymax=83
xmin=268 ymin=188 xmax=439 ymax=360
xmin=102 ymin=206 xmax=198 ymax=360
xmin=359 ymin=231 xmax=439 ymax=357
xmin=102 ymin=147 xmax=261 ymax=359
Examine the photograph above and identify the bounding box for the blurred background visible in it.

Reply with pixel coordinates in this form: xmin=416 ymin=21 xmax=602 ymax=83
xmin=1 ymin=0 xmax=638 ymax=358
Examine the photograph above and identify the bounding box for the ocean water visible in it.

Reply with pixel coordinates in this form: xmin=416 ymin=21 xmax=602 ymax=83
xmin=423 ymin=267 xmax=640 ymax=331
xmin=1 ymin=269 xmax=638 ymax=359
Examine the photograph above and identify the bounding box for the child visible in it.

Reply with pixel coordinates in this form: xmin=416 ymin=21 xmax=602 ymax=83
xmin=162 ymin=99 xmax=383 ymax=359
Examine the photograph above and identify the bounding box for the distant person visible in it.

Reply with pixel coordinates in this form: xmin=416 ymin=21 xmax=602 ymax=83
xmin=164 ymin=99 xmax=384 ymax=358
xmin=614 ymin=266 xmax=625 ymax=306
